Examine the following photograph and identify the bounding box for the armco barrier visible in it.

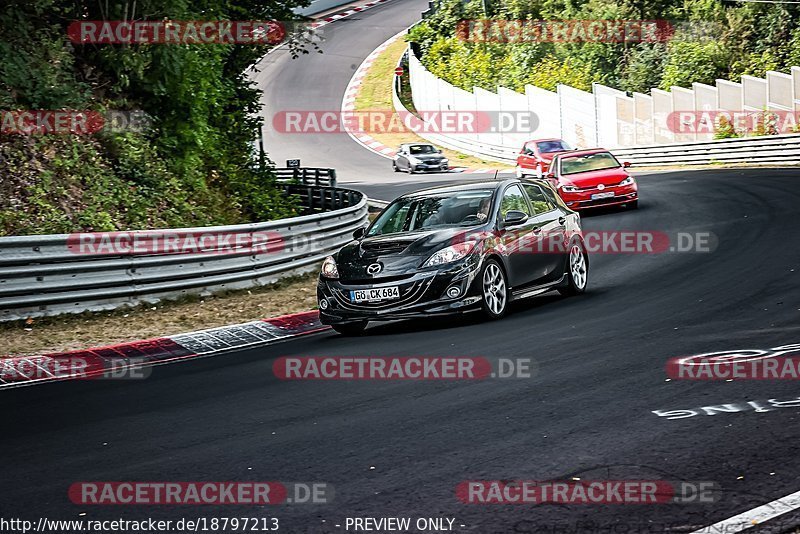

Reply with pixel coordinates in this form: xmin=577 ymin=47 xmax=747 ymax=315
xmin=275 ymin=167 xmax=337 ymax=187
xmin=0 ymin=172 xmax=368 ymax=322
xmin=613 ymin=134 xmax=800 ymax=166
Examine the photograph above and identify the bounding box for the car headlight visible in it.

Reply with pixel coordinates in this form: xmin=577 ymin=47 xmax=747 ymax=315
xmin=619 ymin=176 xmax=635 ymax=186
xmin=423 ymin=242 xmax=476 ymax=267
xmin=441 ymin=159 xmax=449 ymax=165
xmin=321 ymin=256 xmax=339 ymax=278
xmin=560 ymin=184 xmax=580 ymax=193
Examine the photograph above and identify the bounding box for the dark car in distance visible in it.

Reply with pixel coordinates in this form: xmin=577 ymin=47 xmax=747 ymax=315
xmin=317 ymin=179 xmax=588 ymax=335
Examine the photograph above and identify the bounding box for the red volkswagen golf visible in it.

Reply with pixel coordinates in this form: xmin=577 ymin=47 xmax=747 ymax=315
xmin=546 ymin=149 xmax=638 ymax=210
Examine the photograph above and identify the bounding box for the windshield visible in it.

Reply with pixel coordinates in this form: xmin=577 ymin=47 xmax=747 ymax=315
xmin=537 ymin=140 xmax=571 ymax=153
xmin=367 ymin=190 xmax=494 ymax=236
xmin=560 ymin=152 xmax=621 ymax=175
xmin=408 ymin=144 xmax=437 ymax=155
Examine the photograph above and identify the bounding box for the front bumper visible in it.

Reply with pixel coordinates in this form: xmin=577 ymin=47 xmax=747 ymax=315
xmin=559 ymin=184 xmax=638 ymax=210
xmin=413 ymin=162 xmax=449 ymax=172
xmin=317 ymin=257 xmax=481 ymax=324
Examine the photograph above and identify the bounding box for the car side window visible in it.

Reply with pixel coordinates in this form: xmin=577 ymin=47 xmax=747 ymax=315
xmin=522 ymin=184 xmax=554 ymax=215
xmin=524 ymin=142 xmax=536 ymax=155
xmin=499 ymin=185 xmax=531 ymax=218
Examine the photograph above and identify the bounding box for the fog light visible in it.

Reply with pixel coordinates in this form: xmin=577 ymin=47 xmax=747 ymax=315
xmin=319 ymin=299 xmax=329 ymax=310
xmin=447 ymin=286 xmax=461 ymax=299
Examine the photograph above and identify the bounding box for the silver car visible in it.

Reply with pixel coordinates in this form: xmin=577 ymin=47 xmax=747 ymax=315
xmin=392 ymin=143 xmax=449 ymax=173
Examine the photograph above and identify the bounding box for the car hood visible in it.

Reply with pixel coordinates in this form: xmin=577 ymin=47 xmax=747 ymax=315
xmin=335 ymin=227 xmax=483 ymax=279
xmin=561 ymin=168 xmax=629 ymax=188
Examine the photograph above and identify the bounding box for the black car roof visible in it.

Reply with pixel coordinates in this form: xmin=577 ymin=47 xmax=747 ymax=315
xmin=402 ymin=178 xmax=547 ymax=198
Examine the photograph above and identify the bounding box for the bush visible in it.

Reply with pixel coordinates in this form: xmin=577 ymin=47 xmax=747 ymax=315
xmin=408 ymin=0 xmax=800 ymax=105
xmin=0 ymin=0 xmax=309 ymax=236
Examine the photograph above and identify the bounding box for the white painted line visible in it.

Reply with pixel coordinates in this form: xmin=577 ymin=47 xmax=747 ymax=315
xmin=692 ymin=489 xmax=800 ymax=533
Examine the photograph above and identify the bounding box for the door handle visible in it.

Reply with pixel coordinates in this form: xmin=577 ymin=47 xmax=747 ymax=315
xmin=558 ymin=216 xmax=566 ymax=225
xmin=532 ymin=226 xmax=542 ymax=235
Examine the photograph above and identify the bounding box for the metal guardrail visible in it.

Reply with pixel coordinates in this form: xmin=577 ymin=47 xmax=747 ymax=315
xmin=275 ymin=167 xmax=337 ymax=187
xmin=612 ymin=134 xmax=800 ymax=166
xmin=0 ymin=177 xmax=367 ymax=322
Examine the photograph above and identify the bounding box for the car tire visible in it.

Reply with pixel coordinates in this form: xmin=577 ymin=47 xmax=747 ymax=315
xmin=515 ymin=165 xmax=524 ymax=178
xmin=480 ymin=259 xmax=508 ymax=320
xmin=558 ymin=239 xmax=588 ymax=296
xmin=392 ymin=162 xmax=399 ymax=172
xmin=627 ymin=200 xmax=639 ymax=210
xmin=331 ymin=321 xmax=368 ymax=336
xmin=535 ymin=164 xmax=543 ymax=178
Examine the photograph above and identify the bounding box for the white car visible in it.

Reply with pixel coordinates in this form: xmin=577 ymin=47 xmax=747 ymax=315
xmin=392 ymin=143 xmax=449 ymax=173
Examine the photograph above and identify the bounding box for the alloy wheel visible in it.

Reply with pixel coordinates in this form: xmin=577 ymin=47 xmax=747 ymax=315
xmin=570 ymin=244 xmax=587 ymax=290
xmin=482 ymin=262 xmax=507 ymax=316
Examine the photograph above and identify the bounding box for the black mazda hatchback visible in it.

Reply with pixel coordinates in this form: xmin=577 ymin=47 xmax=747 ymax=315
xmin=317 ymin=179 xmax=588 ymax=335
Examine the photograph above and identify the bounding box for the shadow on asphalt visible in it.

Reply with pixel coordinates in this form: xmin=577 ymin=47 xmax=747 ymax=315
xmin=335 ymin=289 xmax=609 ymax=338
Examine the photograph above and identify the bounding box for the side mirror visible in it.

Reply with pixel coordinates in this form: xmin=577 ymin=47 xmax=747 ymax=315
xmin=622 ymin=161 xmax=631 ymax=168
xmin=503 ymin=210 xmax=528 ymax=226
xmin=437 ymin=148 xmax=442 ymax=153
xmin=353 ymin=227 xmax=365 ymax=239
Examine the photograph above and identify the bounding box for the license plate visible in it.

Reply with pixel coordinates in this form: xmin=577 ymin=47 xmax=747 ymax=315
xmin=350 ymin=286 xmax=400 ymax=303
xmin=591 ymin=192 xmax=614 ymax=200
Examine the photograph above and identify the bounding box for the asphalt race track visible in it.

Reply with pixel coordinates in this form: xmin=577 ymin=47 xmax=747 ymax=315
xmin=4 ymin=1 xmax=800 ymax=532
xmin=253 ymin=0 xmax=511 ymax=201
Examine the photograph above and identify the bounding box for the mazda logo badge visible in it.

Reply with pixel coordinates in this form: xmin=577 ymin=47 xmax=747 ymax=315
xmin=366 ymin=263 xmax=382 ymax=275
xmin=597 ymin=184 xmax=605 ymax=190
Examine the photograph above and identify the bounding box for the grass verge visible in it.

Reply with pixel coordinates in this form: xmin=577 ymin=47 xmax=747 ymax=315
xmin=0 ymin=274 xmax=319 ymax=358
xmin=353 ymin=37 xmax=507 ymax=170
